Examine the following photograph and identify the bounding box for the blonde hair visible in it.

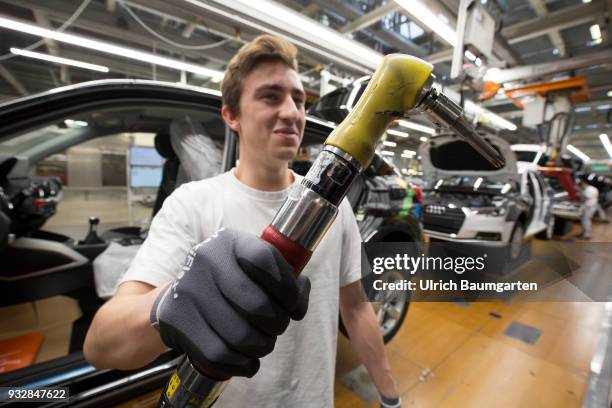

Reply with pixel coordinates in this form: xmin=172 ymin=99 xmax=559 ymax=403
xmin=221 ymin=35 xmax=298 ymax=115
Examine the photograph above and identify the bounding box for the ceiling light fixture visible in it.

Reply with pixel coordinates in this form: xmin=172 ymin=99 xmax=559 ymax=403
xmin=381 ymin=150 xmax=396 ymax=156
xmin=464 ymin=99 xmax=518 ymax=131
xmin=383 ymin=140 xmax=397 ymax=147
xmin=64 ymin=119 xmax=88 ymax=127
xmin=394 ymin=0 xmax=458 ymax=46
xmin=184 ymin=0 xmax=511 ymax=131
xmin=396 ymin=120 xmax=436 ymax=135
xmin=387 ymin=129 xmax=410 ymax=138
xmin=464 ymin=50 xmax=477 ymax=62
xmin=10 ymin=47 xmax=109 ymax=72
xmin=0 ymin=16 xmax=224 ymax=81
xmin=590 ymin=24 xmax=602 ymax=44
xmin=187 ymin=0 xmax=381 ymax=72
xmin=600 ymin=134 xmax=612 ymax=159
xmin=567 ymin=144 xmax=591 ymax=162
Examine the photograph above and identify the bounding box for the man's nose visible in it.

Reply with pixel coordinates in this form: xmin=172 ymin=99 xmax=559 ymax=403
xmin=278 ymin=95 xmax=300 ymax=121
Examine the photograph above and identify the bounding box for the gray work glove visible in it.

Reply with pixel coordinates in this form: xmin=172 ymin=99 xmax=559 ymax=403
xmin=380 ymin=394 xmax=401 ymax=408
xmin=151 ymin=228 xmax=310 ymax=379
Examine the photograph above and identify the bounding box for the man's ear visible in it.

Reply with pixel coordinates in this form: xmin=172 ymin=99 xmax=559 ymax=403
xmin=221 ymin=105 xmax=240 ymax=133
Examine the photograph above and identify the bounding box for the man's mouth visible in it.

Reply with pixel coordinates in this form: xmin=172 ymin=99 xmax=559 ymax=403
xmin=274 ymin=128 xmax=300 ymax=140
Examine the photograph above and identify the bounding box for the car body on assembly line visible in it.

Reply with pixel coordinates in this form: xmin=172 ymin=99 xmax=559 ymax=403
xmin=419 ymin=133 xmax=554 ymax=260
xmin=511 ymin=143 xmax=583 ymax=234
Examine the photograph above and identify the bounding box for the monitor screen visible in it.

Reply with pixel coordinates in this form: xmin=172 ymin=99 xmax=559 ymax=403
xmin=130 ymin=146 xmax=164 ymax=166
xmin=130 ymin=166 xmax=162 ymax=188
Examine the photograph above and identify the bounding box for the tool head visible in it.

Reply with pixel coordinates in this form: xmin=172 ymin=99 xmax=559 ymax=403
xmin=324 ymin=54 xmax=434 ymax=168
xmin=416 ymin=88 xmax=506 ymax=168
xmin=323 ymin=53 xmax=505 ymax=169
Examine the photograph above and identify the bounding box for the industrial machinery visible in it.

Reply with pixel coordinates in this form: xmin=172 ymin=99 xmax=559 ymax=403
xmin=156 ymin=54 xmax=504 ymax=408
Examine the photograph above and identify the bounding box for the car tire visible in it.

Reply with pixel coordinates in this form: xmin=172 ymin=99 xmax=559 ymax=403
xmin=553 ymin=217 xmax=573 ymax=236
xmin=507 ymin=222 xmax=524 ymax=261
xmin=339 ymin=269 xmax=410 ymax=344
xmin=536 ymin=215 xmax=555 ymax=240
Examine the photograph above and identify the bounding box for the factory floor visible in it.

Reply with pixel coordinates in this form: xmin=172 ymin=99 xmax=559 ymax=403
xmin=2 ymin=192 xmax=610 ymax=407
xmin=334 ymin=213 xmax=612 ymax=408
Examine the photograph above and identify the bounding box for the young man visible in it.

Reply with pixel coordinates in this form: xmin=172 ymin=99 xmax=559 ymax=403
xmin=84 ymin=35 xmax=400 ymax=407
xmin=578 ymin=178 xmax=599 ymax=240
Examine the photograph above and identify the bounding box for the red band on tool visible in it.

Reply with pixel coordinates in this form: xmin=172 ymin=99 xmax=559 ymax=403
xmin=261 ymin=225 xmax=312 ymax=277
xmin=192 ymin=360 xmax=231 ymax=381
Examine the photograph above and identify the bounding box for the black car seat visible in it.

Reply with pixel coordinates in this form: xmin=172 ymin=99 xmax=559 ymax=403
xmin=101 ymin=118 xmax=221 ymax=241
xmin=152 ymin=132 xmax=180 ymax=216
xmin=100 ymin=132 xmax=179 ymax=242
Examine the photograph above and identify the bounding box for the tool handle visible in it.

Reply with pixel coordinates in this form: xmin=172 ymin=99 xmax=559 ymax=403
xmin=180 ymin=224 xmax=313 ymax=383
xmin=261 ymin=225 xmax=312 ymax=277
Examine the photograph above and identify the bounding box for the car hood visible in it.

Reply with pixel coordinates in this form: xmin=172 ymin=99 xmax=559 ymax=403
xmin=419 ymin=133 xmax=517 ymax=187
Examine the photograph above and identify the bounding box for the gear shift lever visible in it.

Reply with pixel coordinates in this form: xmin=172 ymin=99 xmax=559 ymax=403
xmin=82 ymin=216 xmax=104 ymax=245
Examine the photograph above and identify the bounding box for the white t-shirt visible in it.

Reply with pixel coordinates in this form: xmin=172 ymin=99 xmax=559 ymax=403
xmin=583 ymin=185 xmax=599 ymax=207
xmin=122 ymin=169 xmax=362 ymax=407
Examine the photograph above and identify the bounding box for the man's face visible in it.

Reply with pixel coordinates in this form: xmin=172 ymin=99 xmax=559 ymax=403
xmin=224 ymin=60 xmax=306 ymax=165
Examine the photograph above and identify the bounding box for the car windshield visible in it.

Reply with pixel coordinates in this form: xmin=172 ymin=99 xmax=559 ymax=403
xmin=514 ymin=150 xmax=537 ymax=163
xmin=0 ymin=123 xmax=84 ymax=157
xmin=433 ymin=176 xmax=514 ymax=194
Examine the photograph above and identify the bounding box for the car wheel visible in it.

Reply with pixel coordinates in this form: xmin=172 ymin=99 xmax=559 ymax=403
xmin=508 ymin=222 xmax=524 ymax=261
xmin=536 ymin=215 xmax=555 ymax=240
xmin=338 ymin=269 xmax=410 ymax=344
xmin=553 ymin=217 xmax=573 ymax=236
xmin=373 ymin=270 xmax=410 ymax=342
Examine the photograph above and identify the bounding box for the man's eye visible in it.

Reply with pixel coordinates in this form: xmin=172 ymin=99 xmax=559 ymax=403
xmin=263 ymin=94 xmax=279 ymax=102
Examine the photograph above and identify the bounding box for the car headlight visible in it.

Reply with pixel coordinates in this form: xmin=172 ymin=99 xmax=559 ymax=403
xmin=492 ymin=206 xmax=506 ymax=216
xmin=464 ymin=206 xmax=506 ymax=216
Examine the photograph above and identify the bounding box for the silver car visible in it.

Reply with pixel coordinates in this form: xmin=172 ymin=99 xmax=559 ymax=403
xmin=419 ymin=133 xmax=554 ymax=260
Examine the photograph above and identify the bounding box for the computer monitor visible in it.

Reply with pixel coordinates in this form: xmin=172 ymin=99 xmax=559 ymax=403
xmin=130 ymin=166 xmax=162 ymax=188
xmin=129 ymin=146 xmax=164 ymax=167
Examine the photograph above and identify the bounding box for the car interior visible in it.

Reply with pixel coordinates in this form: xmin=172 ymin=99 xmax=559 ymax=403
xmin=0 ymin=106 xmax=226 ymax=371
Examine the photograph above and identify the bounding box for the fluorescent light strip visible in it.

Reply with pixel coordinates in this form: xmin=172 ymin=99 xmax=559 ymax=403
xmin=600 ymin=134 xmax=612 ymax=160
xmin=396 ymin=120 xmax=436 ymax=135
xmin=381 ymin=150 xmax=395 ymax=156
xmin=387 ymin=129 xmax=410 ymax=138
xmin=10 ymin=47 xmax=109 ymax=73
xmin=590 ymin=24 xmax=602 ymax=41
xmin=464 ymin=99 xmax=518 ymax=131
xmin=382 ymin=140 xmax=397 ymax=147
xmin=403 ymin=149 xmax=416 ymax=155
xmin=184 ymin=1 xmax=514 ymax=133
xmin=0 ymin=16 xmax=224 ymax=81
xmin=567 ymin=144 xmax=591 ymax=162
xmin=195 ymin=0 xmax=382 ymax=71
xmin=64 ymin=119 xmax=88 ymax=127
xmin=464 ymin=50 xmax=477 ymax=62
xmin=419 ymin=136 xmax=428 ymax=142
xmin=394 ymin=0 xmax=458 ymax=46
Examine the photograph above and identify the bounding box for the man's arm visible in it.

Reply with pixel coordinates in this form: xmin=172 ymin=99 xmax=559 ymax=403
xmin=83 ymin=281 xmax=167 ymax=370
xmin=339 ymin=280 xmax=399 ymax=399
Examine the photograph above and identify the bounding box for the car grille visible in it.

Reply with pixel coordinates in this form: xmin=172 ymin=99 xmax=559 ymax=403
xmin=423 ymin=205 xmax=466 ymax=234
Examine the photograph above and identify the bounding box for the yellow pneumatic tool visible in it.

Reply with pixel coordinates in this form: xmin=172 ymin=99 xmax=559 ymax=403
xmin=157 ymin=54 xmax=505 ymax=408
xmin=327 ymin=54 xmax=505 ymax=169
